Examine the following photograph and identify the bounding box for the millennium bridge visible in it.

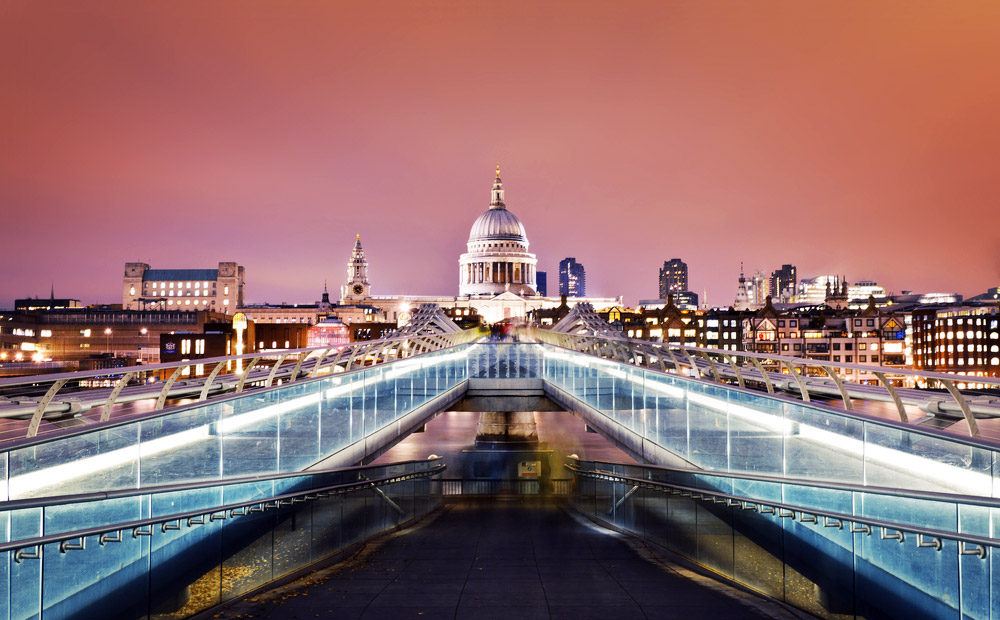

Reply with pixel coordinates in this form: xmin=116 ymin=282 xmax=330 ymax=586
xmin=2 ymin=305 xmax=999 ymax=620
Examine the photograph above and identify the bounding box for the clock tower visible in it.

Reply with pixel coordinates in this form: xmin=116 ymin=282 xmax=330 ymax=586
xmin=341 ymin=234 xmax=371 ymax=303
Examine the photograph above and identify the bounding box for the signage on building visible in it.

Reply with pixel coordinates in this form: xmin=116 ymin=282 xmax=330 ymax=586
xmin=518 ymin=461 xmax=540 ymax=478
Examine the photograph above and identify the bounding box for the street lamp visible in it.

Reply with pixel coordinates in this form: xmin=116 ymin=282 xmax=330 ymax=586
xmin=140 ymin=327 xmax=149 ymax=363
xmin=104 ymin=328 xmax=112 ymax=354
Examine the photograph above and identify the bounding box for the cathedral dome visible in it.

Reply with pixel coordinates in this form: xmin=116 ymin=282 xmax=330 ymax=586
xmin=458 ymin=166 xmax=538 ymax=298
xmin=468 ymin=207 xmax=527 ymax=243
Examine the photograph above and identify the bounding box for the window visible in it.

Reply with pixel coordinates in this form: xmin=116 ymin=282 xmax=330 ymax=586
xmin=859 ymin=343 xmax=867 ymax=350
xmin=794 ymin=344 xmax=801 ymax=351
xmin=833 ymin=355 xmax=841 ymax=362
xmin=846 ymin=356 xmax=853 ymax=363
xmin=860 ymin=355 xmax=867 ymax=362
xmin=790 ymin=320 xmax=797 ymax=327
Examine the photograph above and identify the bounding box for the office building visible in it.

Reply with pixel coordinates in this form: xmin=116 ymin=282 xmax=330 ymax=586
xmin=559 ymin=258 xmax=586 ymax=297
xmin=658 ymin=259 xmax=688 ymax=299
xmin=123 ymin=262 xmax=245 ymax=313
xmin=536 ymin=271 xmax=547 ymax=297
xmin=769 ymin=264 xmax=796 ymax=302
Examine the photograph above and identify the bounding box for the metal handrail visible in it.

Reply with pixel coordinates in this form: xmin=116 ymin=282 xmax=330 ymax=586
xmin=574 ymin=459 xmax=1000 ymax=510
xmin=533 ymin=329 xmax=1000 ymax=438
xmin=0 ymin=329 xmax=480 ymax=441
xmin=2 ymin=462 xmax=447 ymax=558
xmin=566 ymin=464 xmax=997 ymax=557
xmin=0 ymin=342 xmax=473 ymax=453
xmin=0 ymin=457 xmax=444 ymax=512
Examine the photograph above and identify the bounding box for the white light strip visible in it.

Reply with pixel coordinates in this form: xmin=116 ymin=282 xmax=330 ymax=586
xmin=5 ymin=353 xmax=464 ymax=499
xmin=561 ymin=352 xmax=994 ymax=496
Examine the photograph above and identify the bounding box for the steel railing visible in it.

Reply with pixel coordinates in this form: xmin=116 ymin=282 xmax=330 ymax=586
xmin=440 ymin=478 xmax=573 ymax=496
xmin=566 ymin=462 xmax=998 ymax=559
xmin=0 ymin=329 xmax=480 ymax=441
xmin=2 ymin=460 xmax=447 ymax=561
xmin=530 ymin=328 xmax=1000 ymax=438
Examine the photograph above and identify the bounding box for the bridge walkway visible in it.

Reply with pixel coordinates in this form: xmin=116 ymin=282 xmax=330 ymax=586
xmin=207 ymin=497 xmax=804 ymax=620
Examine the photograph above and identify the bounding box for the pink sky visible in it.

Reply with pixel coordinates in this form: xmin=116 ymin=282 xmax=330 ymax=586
xmin=2 ymin=1 xmax=999 ymax=308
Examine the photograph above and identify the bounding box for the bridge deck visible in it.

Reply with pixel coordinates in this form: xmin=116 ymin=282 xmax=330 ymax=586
xmin=207 ymin=498 xmax=804 ymax=620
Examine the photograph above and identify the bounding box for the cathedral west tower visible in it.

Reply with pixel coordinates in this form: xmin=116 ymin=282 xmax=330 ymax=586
xmin=341 ymin=234 xmax=371 ymax=302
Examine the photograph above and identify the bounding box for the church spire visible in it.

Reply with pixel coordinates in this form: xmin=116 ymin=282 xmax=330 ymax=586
xmin=490 ymin=164 xmax=505 ymax=209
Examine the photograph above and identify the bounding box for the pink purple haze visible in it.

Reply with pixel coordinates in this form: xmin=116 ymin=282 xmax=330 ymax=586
xmin=2 ymin=1 xmax=999 ymax=309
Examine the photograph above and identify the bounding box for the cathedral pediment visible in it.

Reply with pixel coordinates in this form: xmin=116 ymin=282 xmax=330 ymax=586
xmin=490 ymin=291 xmax=527 ymax=302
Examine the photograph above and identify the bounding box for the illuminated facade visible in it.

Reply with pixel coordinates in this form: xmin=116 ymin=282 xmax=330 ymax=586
xmin=322 ymin=168 xmax=619 ymax=325
xmin=123 ymin=262 xmax=245 ymax=313
xmin=912 ymin=305 xmax=1000 ymax=382
xmin=458 ymin=167 xmax=538 ymax=297
xmin=558 ymin=257 xmax=586 ymax=297
xmin=342 ymin=235 xmax=372 ymax=302
xmin=657 ymin=258 xmax=688 ymax=298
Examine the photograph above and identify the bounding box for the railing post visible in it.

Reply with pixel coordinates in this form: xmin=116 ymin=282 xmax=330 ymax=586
xmin=698 ymin=351 xmax=721 ymax=383
xmin=872 ymin=371 xmax=907 ymax=423
xmin=819 ymin=366 xmax=853 ymax=411
xmin=101 ymin=371 xmax=137 ymax=422
xmin=309 ymin=348 xmax=334 ymax=378
xmin=264 ymin=354 xmax=290 ymax=387
xmin=664 ymin=348 xmax=683 ymax=373
xmin=236 ymin=357 xmax=262 ymax=392
xmin=723 ymin=354 xmax=745 ymax=389
xmin=748 ymin=357 xmax=775 ymax=394
xmin=155 ymin=365 xmax=188 ymax=411
xmin=682 ymin=351 xmax=702 ymax=378
xmin=289 ymin=351 xmax=310 ymax=382
xmin=781 ymin=360 xmax=811 ymax=402
xmin=197 ymin=361 xmax=230 ymax=401
xmin=27 ymin=378 xmax=69 ymax=438
xmin=939 ymin=379 xmax=980 ymax=437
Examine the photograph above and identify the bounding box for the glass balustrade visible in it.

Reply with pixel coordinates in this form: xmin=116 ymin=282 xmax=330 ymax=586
xmin=0 ymin=460 xmax=442 ymax=620
xmin=0 ymin=346 xmax=469 ymax=501
xmin=571 ymin=459 xmax=999 ymax=620
xmin=541 ymin=345 xmax=1000 ymax=497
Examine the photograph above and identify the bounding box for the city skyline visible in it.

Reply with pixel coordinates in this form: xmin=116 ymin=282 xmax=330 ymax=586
xmin=2 ymin=2 xmax=999 ymax=309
